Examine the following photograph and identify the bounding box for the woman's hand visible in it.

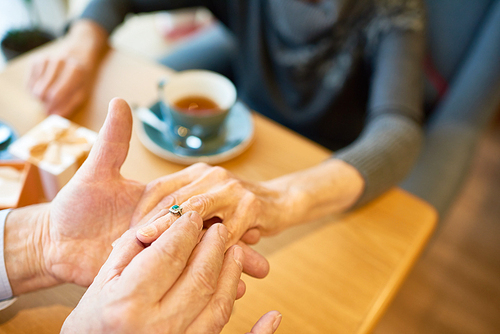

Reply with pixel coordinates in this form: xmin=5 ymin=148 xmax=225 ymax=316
xmin=132 ymin=163 xmax=303 ymax=248
xmin=132 ymin=159 xmax=364 ymax=254
xmin=62 ymin=212 xmax=281 ymax=334
xmin=26 ymin=20 xmax=108 ymax=117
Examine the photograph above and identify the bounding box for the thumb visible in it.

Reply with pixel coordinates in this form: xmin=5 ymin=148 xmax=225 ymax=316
xmin=247 ymin=311 xmax=282 ymax=334
xmin=80 ymin=98 xmax=133 ymax=180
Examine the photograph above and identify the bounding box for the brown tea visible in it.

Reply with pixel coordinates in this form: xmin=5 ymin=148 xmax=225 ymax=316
xmin=173 ymin=96 xmax=221 ymax=114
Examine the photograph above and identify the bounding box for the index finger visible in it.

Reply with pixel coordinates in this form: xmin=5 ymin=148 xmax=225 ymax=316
xmin=27 ymin=57 xmax=48 ymax=91
xmin=32 ymin=58 xmax=65 ymax=101
xmin=118 ymin=211 xmax=203 ymax=300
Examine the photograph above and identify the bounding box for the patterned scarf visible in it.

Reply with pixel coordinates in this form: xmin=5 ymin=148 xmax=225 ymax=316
xmin=266 ymin=0 xmax=425 ymax=90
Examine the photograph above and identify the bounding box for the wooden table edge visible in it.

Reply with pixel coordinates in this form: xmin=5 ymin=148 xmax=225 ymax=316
xmin=356 ymin=189 xmax=438 ymax=333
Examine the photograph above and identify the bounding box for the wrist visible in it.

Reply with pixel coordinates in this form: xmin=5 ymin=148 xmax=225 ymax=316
xmin=260 ymin=178 xmax=310 ymax=232
xmin=264 ymin=159 xmax=365 ymax=227
xmin=64 ymin=19 xmax=109 ymax=68
xmin=4 ymin=204 xmax=59 ymax=295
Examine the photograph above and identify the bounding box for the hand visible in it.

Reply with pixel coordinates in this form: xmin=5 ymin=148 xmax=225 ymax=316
xmin=5 ymin=98 xmax=269 ymax=295
xmin=43 ymin=98 xmax=144 ymax=286
xmin=62 ymin=212 xmax=281 ymax=334
xmin=132 ymin=164 xmax=301 ymax=248
xmin=27 ymin=20 xmax=108 ymax=117
xmin=5 ymin=98 xmax=144 ymax=293
xmin=132 ymin=158 xmax=364 ymax=253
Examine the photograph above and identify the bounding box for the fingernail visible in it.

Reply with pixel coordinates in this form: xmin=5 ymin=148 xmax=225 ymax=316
xmin=138 ymin=225 xmax=156 ymax=238
xmin=233 ymin=246 xmax=244 ymax=270
xmin=111 ymin=239 xmax=118 ymax=248
xmin=273 ymin=313 xmax=282 ymax=332
xmin=217 ymin=224 xmax=228 ymax=243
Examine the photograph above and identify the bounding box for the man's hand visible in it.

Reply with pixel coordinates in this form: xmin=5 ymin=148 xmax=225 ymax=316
xmin=45 ymin=98 xmax=145 ymax=286
xmin=62 ymin=212 xmax=281 ymax=334
xmin=5 ymin=98 xmax=144 ymax=293
xmin=5 ymin=98 xmax=269 ymax=295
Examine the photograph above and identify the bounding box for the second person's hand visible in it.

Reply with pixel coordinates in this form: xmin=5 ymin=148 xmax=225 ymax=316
xmin=62 ymin=211 xmax=281 ymax=334
xmin=27 ymin=20 xmax=108 ymax=117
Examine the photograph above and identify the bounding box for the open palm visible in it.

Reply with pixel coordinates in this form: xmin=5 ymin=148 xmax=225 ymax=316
xmin=44 ymin=98 xmax=145 ymax=286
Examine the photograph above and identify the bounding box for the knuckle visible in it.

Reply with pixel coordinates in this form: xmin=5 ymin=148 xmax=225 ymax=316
xmin=191 ymin=162 xmax=210 ymax=171
xmin=67 ymin=63 xmax=80 ymax=75
xmin=156 ymin=247 xmax=186 ymax=272
xmin=211 ymin=295 xmax=233 ymax=328
xmin=35 ymin=57 xmax=49 ymax=67
xmin=160 ymin=194 xmax=177 ymax=208
xmin=55 ymin=58 xmax=65 ymax=67
xmin=120 ymin=229 xmax=137 ymax=240
xmin=153 ymin=323 xmax=174 ymax=333
xmin=102 ymin=303 xmax=138 ymax=331
xmin=226 ymin=229 xmax=236 ymax=244
xmin=225 ymin=178 xmax=250 ymax=198
xmin=47 ymin=88 xmax=59 ymax=101
xmin=243 ymin=192 xmax=259 ymax=208
xmin=225 ymin=179 xmax=244 ymax=192
xmin=146 ymin=177 xmax=167 ymax=192
xmin=207 ymin=166 xmax=229 ymax=179
xmin=189 ymin=266 xmax=217 ymax=297
xmin=188 ymin=194 xmax=212 ymax=213
xmin=33 ymin=89 xmax=43 ymax=98
xmin=144 ymin=208 xmax=168 ymax=226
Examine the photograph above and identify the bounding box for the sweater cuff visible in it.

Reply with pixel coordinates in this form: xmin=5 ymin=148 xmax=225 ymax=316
xmin=80 ymin=1 xmax=129 ymax=34
xmin=334 ymin=114 xmax=423 ymax=207
xmin=0 ymin=209 xmax=17 ymax=310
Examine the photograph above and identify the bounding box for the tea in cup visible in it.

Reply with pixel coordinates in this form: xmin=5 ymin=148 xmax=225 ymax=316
xmin=159 ymin=70 xmax=237 ymax=147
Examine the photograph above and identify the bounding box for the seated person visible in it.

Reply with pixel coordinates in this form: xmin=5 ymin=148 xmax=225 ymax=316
xmin=0 ymin=98 xmax=279 ymax=333
xmin=27 ymin=1 xmax=426 ymax=248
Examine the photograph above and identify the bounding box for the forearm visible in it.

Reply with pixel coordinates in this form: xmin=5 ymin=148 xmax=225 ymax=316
xmin=80 ymin=0 xmax=209 ymax=35
xmin=4 ymin=204 xmax=57 ymax=295
xmin=261 ymin=115 xmax=421 ymax=230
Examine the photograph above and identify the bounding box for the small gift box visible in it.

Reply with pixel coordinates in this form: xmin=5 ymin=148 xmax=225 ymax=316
xmin=0 ymin=161 xmax=43 ymax=210
xmin=8 ymin=115 xmax=97 ymax=200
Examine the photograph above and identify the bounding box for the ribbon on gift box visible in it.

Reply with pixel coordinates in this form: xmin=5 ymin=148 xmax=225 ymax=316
xmin=28 ymin=125 xmax=91 ymax=166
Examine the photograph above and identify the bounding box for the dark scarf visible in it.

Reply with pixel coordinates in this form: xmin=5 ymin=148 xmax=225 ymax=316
xmin=265 ymin=0 xmax=424 ymax=112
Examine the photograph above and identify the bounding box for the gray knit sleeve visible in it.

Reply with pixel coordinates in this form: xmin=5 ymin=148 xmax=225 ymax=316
xmin=80 ymin=0 xmax=211 ymax=34
xmin=80 ymin=0 xmax=134 ymax=34
xmin=335 ymin=29 xmax=425 ymax=207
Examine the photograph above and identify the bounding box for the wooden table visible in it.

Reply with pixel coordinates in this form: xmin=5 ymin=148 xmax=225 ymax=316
xmin=0 ymin=49 xmax=437 ymax=334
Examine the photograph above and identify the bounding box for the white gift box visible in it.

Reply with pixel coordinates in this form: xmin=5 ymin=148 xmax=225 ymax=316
xmin=8 ymin=115 xmax=97 ymax=200
xmin=0 ymin=161 xmax=43 ymax=210
xmin=0 ymin=164 xmax=24 ymax=209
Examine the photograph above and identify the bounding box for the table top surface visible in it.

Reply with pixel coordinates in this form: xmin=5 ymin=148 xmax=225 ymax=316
xmin=0 ymin=48 xmax=437 ymax=334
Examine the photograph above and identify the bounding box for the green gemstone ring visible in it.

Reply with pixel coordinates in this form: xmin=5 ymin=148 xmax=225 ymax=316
xmin=169 ymin=205 xmax=183 ymax=216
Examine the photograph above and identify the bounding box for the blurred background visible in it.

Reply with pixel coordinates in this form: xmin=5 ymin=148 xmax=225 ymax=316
xmin=0 ymin=0 xmax=213 ymax=70
xmin=1 ymin=0 xmax=499 ymax=333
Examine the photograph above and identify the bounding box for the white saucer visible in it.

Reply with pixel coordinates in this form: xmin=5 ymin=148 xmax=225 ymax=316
xmin=136 ymin=101 xmax=254 ymax=165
